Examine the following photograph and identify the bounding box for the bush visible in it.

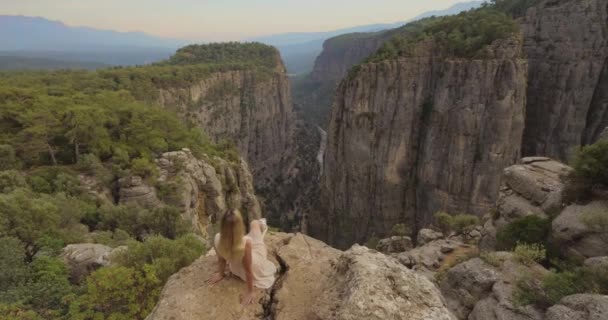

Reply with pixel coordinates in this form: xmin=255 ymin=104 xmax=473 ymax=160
xmin=26 ymin=167 xmax=83 ymax=196
xmin=0 ymin=304 xmax=43 ymax=320
xmin=579 ymin=209 xmax=608 ymax=233
xmin=67 ymin=265 xmax=161 ymax=320
xmin=391 ymin=223 xmax=410 ymax=236
xmin=0 ymin=237 xmax=30 ymax=304
xmin=130 ymin=157 xmax=158 ymax=180
xmin=496 ymin=215 xmax=550 ymax=250
xmin=0 ymin=145 xmax=20 ymax=171
xmin=0 ymin=170 xmax=27 ymax=193
xmin=98 ymin=204 xmax=190 ymax=240
xmin=515 ymin=265 xmax=608 ymax=308
xmin=113 ymin=234 xmax=204 ymax=283
xmin=28 ymin=257 xmax=73 ymax=315
xmin=572 ymin=139 xmax=608 ymax=186
xmin=92 ymin=229 xmax=133 ymax=248
xmin=434 ymin=211 xmax=480 ymax=234
xmin=513 ymin=242 xmax=546 ymax=266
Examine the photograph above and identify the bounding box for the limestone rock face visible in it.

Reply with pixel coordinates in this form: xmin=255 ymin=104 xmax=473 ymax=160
xmin=147 ymin=233 xmax=454 ymax=320
xmin=440 ymin=253 xmax=547 ymax=320
xmin=118 ymin=175 xmax=159 ymax=208
xmin=156 ymin=60 xmax=295 ymax=203
xmin=312 ymin=38 xmax=527 ymax=248
xmin=480 ymin=157 xmax=572 ymax=250
xmin=551 ymin=201 xmax=608 ymax=260
xmin=61 ymin=244 xmax=122 ymax=283
xmin=395 ymin=238 xmax=478 ymax=279
xmin=314 ymin=245 xmax=455 ymax=320
xmin=545 ymin=294 xmax=608 ymax=320
xmin=520 ymin=0 xmax=608 ymax=160
xmin=119 ymin=149 xmax=261 ymax=237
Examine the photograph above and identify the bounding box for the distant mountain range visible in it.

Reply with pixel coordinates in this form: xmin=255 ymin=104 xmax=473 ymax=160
xmin=249 ymin=1 xmax=484 ymax=74
xmin=0 ymin=15 xmax=185 ymax=51
xmin=0 ymin=2 xmax=482 ymax=71
xmin=0 ymin=55 xmax=108 ymax=71
xmin=0 ymin=15 xmax=187 ymax=67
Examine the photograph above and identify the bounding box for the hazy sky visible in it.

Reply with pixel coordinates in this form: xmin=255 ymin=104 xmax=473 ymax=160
xmin=1 ymin=0 xmax=470 ymax=41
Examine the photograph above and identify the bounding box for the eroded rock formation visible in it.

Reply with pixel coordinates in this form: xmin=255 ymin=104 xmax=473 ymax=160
xmin=312 ymin=38 xmax=528 ymax=248
xmin=146 ymin=232 xmax=455 ymax=320
xmin=521 ymin=0 xmax=608 ymax=160
xmin=118 ymin=149 xmax=261 ymax=236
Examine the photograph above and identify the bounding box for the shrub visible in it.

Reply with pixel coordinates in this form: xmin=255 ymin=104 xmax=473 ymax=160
xmin=28 ymin=256 xmax=73 ymax=314
xmin=113 ymin=234 xmax=204 ymax=282
xmin=0 ymin=170 xmax=27 ymax=193
xmin=434 ymin=211 xmax=480 ymax=234
xmin=496 ymin=215 xmax=550 ymax=250
xmin=514 ymin=243 xmax=546 ymax=266
xmin=391 ymin=223 xmax=410 ymax=236
xmin=452 ymin=215 xmax=480 ymax=234
xmin=0 ymin=237 xmax=30 ymax=304
xmin=0 ymin=145 xmax=20 ymax=171
xmin=98 ymin=204 xmax=190 ymax=240
xmin=92 ymin=229 xmax=133 ymax=248
xmin=130 ymin=157 xmax=158 ymax=180
xmin=480 ymin=252 xmax=504 ymax=267
xmin=515 ymin=265 xmax=608 ymax=308
xmin=0 ymin=304 xmax=43 ymax=320
xmin=67 ymin=265 xmax=161 ymax=320
xmin=579 ymin=209 xmax=608 ymax=233
xmin=434 ymin=211 xmax=453 ymax=234
xmin=572 ymin=139 xmax=608 ymax=186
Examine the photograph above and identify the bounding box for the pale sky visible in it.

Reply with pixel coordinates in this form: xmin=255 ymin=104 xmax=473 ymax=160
xmin=1 ymin=0 xmax=470 ymax=41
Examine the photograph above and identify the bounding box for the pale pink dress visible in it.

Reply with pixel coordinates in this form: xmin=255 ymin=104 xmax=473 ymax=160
xmin=214 ymin=219 xmax=276 ymax=289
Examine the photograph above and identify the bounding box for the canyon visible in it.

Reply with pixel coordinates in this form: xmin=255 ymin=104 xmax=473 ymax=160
xmin=302 ymin=0 xmax=608 ymax=248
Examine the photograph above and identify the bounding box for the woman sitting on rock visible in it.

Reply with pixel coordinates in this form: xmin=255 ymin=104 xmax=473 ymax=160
xmin=206 ymin=209 xmax=276 ymax=305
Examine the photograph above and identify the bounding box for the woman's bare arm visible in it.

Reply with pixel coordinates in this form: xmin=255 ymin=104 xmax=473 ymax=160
xmin=241 ymin=239 xmax=255 ymax=305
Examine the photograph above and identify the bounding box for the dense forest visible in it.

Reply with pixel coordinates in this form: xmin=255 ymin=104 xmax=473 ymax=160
xmin=351 ymin=0 xmax=544 ymax=69
xmin=0 ymin=42 xmax=276 ymax=319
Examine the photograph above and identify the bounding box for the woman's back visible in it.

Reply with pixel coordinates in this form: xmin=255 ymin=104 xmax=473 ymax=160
xmin=214 ymin=220 xmax=276 ymax=289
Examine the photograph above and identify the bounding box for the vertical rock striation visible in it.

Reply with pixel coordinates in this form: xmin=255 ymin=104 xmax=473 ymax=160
xmin=311 ymin=39 xmax=528 ymax=248
xmin=521 ymin=0 xmax=608 ymax=160
xmin=155 ymin=52 xmax=295 ymax=203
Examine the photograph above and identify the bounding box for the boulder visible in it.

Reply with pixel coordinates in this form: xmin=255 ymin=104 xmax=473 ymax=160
xmin=147 ymin=233 xmax=455 ymax=320
xmin=551 ymin=201 xmax=608 ymax=260
xmin=440 ymin=252 xmax=547 ymax=320
xmin=545 ymin=294 xmax=608 ymax=320
xmin=417 ymin=228 xmax=444 ymax=245
xmin=584 ymin=256 xmax=608 ymax=268
xmin=61 ymin=243 xmax=122 ymax=283
xmin=118 ymin=175 xmax=159 ymax=208
xmin=376 ymin=235 xmax=413 ymax=253
xmin=480 ymin=158 xmax=572 ymax=250
xmin=314 ymin=245 xmax=455 ymax=320
xmin=395 ymin=238 xmax=477 ymax=279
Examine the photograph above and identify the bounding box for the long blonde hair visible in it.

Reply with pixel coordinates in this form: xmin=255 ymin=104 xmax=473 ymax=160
xmin=216 ymin=209 xmax=246 ymax=261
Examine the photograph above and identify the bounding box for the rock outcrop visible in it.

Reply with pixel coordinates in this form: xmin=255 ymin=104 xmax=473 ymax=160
xmin=551 ymin=200 xmax=608 ymax=260
xmin=440 ymin=253 xmax=547 ymax=320
xmin=480 ymin=157 xmax=572 ymax=250
xmin=312 ymin=38 xmax=528 ymax=248
xmin=545 ymin=294 xmax=608 ymax=320
xmin=146 ymin=233 xmax=455 ymax=320
xmin=118 ymin=149 xmax=261 ymax=236
xmin=156 ymin=55 xmax=294 ymax=195
xmin=520 ymin=0 xmax=608 ymax=160
xmin=61 ymin=243 xmax=124 ymax=283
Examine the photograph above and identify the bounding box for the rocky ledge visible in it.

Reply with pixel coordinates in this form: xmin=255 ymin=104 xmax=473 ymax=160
xmin=146 ymin=232 xmax=455 ymax=320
